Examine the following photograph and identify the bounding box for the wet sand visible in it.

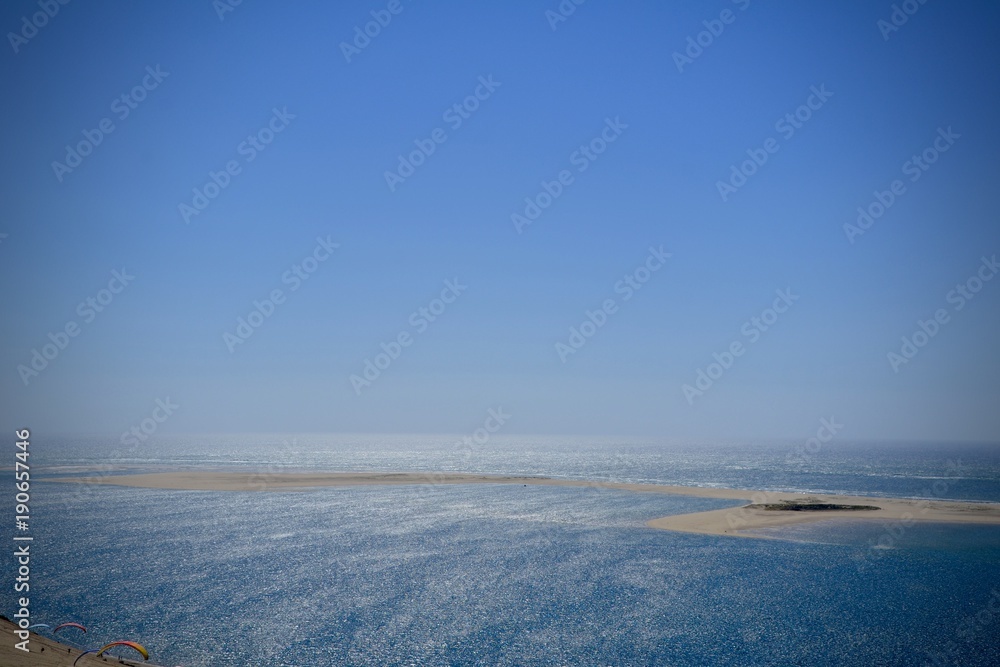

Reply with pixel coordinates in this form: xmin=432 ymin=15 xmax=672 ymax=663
xmin=49 ymin=471 xmax=1000 ymax=537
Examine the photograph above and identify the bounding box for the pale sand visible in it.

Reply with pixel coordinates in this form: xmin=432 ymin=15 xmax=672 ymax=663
xmin=0 ymin=618 xmax=156 ymax=667
xmin=50 ymin=471 xmax=1000 ymax=538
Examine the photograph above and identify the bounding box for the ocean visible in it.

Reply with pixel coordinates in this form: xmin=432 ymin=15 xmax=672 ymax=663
xmin=10 ymin=435 xmax=1000 ymax=666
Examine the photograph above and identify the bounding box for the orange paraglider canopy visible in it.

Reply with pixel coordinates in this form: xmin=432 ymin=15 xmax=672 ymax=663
xmin=98 ymin=640 xmax=149 ymax=659
xmin=73 ymin=640 xmax=149 ymax=666
xmin=53 ymin=622 xmax=87 ymax=633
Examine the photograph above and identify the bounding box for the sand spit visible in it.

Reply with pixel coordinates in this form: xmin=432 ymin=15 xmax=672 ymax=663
xmin=49 ymin=471 xmax=1000 ymax=537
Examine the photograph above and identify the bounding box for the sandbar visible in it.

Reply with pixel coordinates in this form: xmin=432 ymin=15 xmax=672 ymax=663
xmin=48 ymin=471 xmax=1000 ymax=538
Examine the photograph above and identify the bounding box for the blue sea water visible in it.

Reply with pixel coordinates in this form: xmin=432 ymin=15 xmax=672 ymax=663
xmin=8 ymin=436 xmax=1000 ymax=666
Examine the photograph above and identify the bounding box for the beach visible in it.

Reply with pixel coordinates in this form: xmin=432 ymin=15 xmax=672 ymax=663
xmin=50 ymin=471 xmax=1000 ymax=537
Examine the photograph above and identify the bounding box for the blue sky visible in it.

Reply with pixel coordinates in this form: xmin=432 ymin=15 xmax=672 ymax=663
xmin=1 ymin=0 xmax=998 ymax=441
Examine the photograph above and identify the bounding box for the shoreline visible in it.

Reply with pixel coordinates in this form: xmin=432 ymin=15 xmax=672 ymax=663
xmin=48 ymin=471 xmax=1000 ymax=538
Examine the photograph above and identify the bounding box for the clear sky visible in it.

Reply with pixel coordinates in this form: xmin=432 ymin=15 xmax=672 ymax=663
xmin=1 ymin=0 xmax=999 ymax=441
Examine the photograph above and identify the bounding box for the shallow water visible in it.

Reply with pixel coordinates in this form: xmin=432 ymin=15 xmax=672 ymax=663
xmin=10 ymin=483 xmax=998 ymax=666
xmin=10 ymin=436 xmax=1000 ymax=666
xmin=35 ymin=433 xmax=1000 ymax=501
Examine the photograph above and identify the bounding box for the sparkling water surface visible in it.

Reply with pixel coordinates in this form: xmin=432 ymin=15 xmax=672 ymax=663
xmin=37 ymin=434 xmax=1000 ymax=501
xmin=11 ymin=435 xmax=1000 ymax=666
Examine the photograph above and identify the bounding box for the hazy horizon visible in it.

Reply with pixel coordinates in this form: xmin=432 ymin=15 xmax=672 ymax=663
xmin=36 ymin=431 xmax=1000 ymax=444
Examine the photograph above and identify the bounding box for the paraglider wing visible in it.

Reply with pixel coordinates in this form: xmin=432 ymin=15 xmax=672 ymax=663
xmin=54 ymin=622 xmax=88 ymax=633
xmin=27 ymin=623 xmax=51 ymax=630
xmin=97 ymin=640 xmax=150 ymax=660
xmin=72 ymin=649 xmax=98 ymax=666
